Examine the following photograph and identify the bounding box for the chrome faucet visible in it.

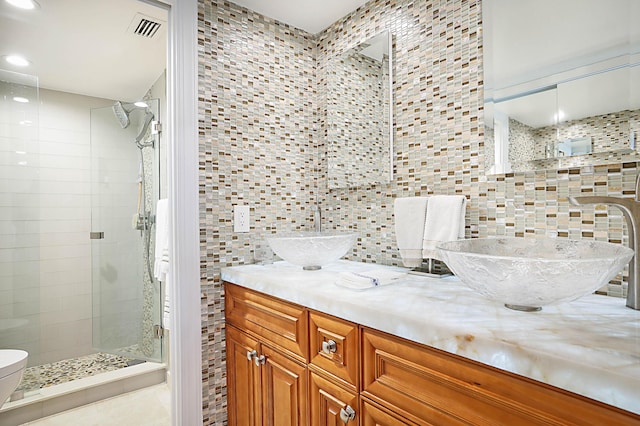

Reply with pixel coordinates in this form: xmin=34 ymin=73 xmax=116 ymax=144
xmin=568 ymin=173 xmax=640 ymax=310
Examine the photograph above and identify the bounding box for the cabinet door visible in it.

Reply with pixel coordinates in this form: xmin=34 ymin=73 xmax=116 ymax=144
xmin=309 ymin=371 xmax=358 ymax=426
xmin=261 ymin=343 xmax=309 ymax=426
xmin=226 ymin=326 xmax=262 ymax=426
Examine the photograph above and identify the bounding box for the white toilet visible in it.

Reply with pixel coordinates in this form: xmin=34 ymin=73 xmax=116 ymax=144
xmin=0 ymin=349 xmax=28 ymax=408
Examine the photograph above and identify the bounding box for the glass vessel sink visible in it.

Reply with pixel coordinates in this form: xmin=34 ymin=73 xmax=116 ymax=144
xmin=437 ymin=237 xmax=634 ymax=311
xmin=266 ymin=232 xmax=357 ymax=270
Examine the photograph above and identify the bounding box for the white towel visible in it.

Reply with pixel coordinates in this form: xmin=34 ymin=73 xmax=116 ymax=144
xmin=394 ymin=197 xmax=429 ymax=267
xmin=154 ymin=199 xmax=170 ymax=281
xmin=422 ymin=195 xmax=466 ymax=260
xmin=336 ymin=269 xmax=408 ymax=290
xmin=154 ymin=199 xmax=171 ymax=329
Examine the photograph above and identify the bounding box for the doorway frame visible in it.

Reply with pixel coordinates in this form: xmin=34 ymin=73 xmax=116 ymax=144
xmin=145 ymin=0 xmax=202 ymax=424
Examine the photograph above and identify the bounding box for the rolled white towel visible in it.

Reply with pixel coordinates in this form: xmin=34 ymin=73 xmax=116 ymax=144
xmin=336 ymin=269 xmax=408 ymax=290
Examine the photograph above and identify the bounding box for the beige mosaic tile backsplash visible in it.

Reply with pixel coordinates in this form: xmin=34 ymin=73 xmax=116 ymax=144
xmin=198 ymin=0 xmax=637 ymax=422
xmin=198 ymin=1 xmax=318 ymax=423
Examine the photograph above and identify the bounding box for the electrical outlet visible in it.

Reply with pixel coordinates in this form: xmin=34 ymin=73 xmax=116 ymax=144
xmin=233 ymin=205 xmax=250 ymax=233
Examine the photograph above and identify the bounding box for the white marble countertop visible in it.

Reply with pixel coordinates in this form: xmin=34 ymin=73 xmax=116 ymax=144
xmin=221 ymin=260 xmax=640 ymax=415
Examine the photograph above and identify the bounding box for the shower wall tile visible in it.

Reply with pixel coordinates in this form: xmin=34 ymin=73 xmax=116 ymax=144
xmin=198 ymin=0 xmax=638 ymax=421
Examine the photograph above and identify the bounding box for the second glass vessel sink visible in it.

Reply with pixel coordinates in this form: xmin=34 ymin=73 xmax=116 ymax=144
xmin=438 ymin=237 xmax=634 ymax=311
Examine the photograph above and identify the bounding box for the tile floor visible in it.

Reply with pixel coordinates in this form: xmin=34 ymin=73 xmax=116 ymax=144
xmin=20 ymin=383 xmax=170 ymax=426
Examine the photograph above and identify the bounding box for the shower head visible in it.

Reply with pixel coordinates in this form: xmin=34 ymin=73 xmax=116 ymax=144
xmin=112 ymin=101 xmax=130 ymax=129
xmin=112 ymin=100 xmax=156 ymax=148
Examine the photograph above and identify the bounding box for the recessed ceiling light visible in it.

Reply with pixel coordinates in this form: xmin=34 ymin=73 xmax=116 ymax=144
xmin=5 ymin=0 xmax=40 ymax=10
xmin=4 ymin=55 xmax=30 ymax=67
xmin=13 ymin=96 xmax=29 ymax=103
xmin=19 ymin=120 xmax=32 ymax=126
xmin=134 ymin=101 xmax=149 ymax=108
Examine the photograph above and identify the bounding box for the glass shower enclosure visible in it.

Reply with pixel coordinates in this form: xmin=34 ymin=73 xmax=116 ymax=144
xmin=0 ymin=69 xmax=41 ymax=382
xmin=0 ymin=67 xmax=162 ymax=396
xmin=90 ymin=99 xmax=163 ymax=362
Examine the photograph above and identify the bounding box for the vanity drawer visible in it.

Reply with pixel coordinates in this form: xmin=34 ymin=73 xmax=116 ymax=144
xmin=361 ymin=328 xmax=640 ymax=426
xmin=308 ymin=310 xmax=359 ymax=391
xmin=360 ymin=398 xmax=425 ymax=426
xmin=225 ymin=283 xmax=308 ymax=362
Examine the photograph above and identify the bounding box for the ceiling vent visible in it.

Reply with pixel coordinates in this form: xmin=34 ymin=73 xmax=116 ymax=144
xmin=128 ymin=13 xmax=164 ymax=39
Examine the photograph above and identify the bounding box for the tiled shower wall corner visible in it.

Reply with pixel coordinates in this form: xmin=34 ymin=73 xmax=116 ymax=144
xmin=317 ymin=0 xmax=486 ymax=265
xmin=198 ymin=0 xmax=637 ymax=422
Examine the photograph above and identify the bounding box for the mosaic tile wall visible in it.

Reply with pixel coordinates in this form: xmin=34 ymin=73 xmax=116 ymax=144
xmin=197 ymin=1 xmax=317 ymax=423
xmin=317 ymin=0 xmax=485 ymax=266
xmin=316 ymin=0 xmax=637 ymax=293
xmin=198 ymin=0 xmax=639 ymax=422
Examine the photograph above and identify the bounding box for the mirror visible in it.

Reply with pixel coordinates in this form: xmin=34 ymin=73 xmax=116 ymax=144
xmin=483 ymin=0 xmax=640 ymax=174
xmin=327 ymin=31 xmax=393 ymax=189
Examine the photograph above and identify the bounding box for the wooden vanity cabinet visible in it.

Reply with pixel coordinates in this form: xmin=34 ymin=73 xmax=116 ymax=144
xmin=225 ymin=284 xmax=309 ymax=425
xmin=309 ymin=371 xmax=359 ymax=426
xmin=225 ymin=282 xmax=640 ymax=426
xmin=362 ymin=327 xmax=640 ymax=426
xmin=226 ymin=325 xmax=308 ymax=426
xmin=226 ymin=326 xmax=261 ymax=426
xmin=360 ymin=399 xmax=421 ymax=426
xmin=308 ymin=311 xmax=360 ymax=425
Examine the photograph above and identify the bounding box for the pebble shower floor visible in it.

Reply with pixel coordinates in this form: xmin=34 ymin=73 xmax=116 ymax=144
xmin=17 ymin=352 xmax=136 ymax=392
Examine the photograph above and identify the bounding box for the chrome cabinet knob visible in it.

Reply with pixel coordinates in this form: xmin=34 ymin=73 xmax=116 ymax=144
xmin=246 ymin=349 xmax=257 ymax=361
xmin=339 ymin=405 xmax=356 ymax=423
xmin=254 ymin=354 xmax=266 ymax=367
xmin=322 ymin=339 xmax=337 ymax=354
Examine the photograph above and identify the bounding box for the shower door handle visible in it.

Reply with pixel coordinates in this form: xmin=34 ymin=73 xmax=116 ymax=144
xmin=89 ymin=232 xmax=104 ymax=240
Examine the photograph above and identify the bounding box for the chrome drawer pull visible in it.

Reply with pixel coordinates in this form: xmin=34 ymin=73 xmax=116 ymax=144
xmin=322 ymin=339 xmax=337 ymax=354
xmin=340 ymin=405 xmax=356 ymax=423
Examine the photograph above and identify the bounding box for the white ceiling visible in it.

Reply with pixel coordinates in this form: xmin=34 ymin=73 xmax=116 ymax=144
xmin=230 ymin=0 xmax=369 ymax=34
xmin=0 ymin=0 xmax=368 ymax=102
xmin=5 ymin=0 xmax=635 ymax=126
xmin=0 ymin=0 xmax=167 ymax=102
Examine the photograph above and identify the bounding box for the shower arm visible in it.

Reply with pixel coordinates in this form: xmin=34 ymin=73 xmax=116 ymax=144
xmin=135 ymin=111 xmax=155 ymax=147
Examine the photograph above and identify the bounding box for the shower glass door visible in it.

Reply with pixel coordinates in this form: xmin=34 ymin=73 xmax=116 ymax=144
xmin=0 ymin=69 xmax=41 ymax=392
xmin=90 ymin=99 xmax=162 ymax=362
